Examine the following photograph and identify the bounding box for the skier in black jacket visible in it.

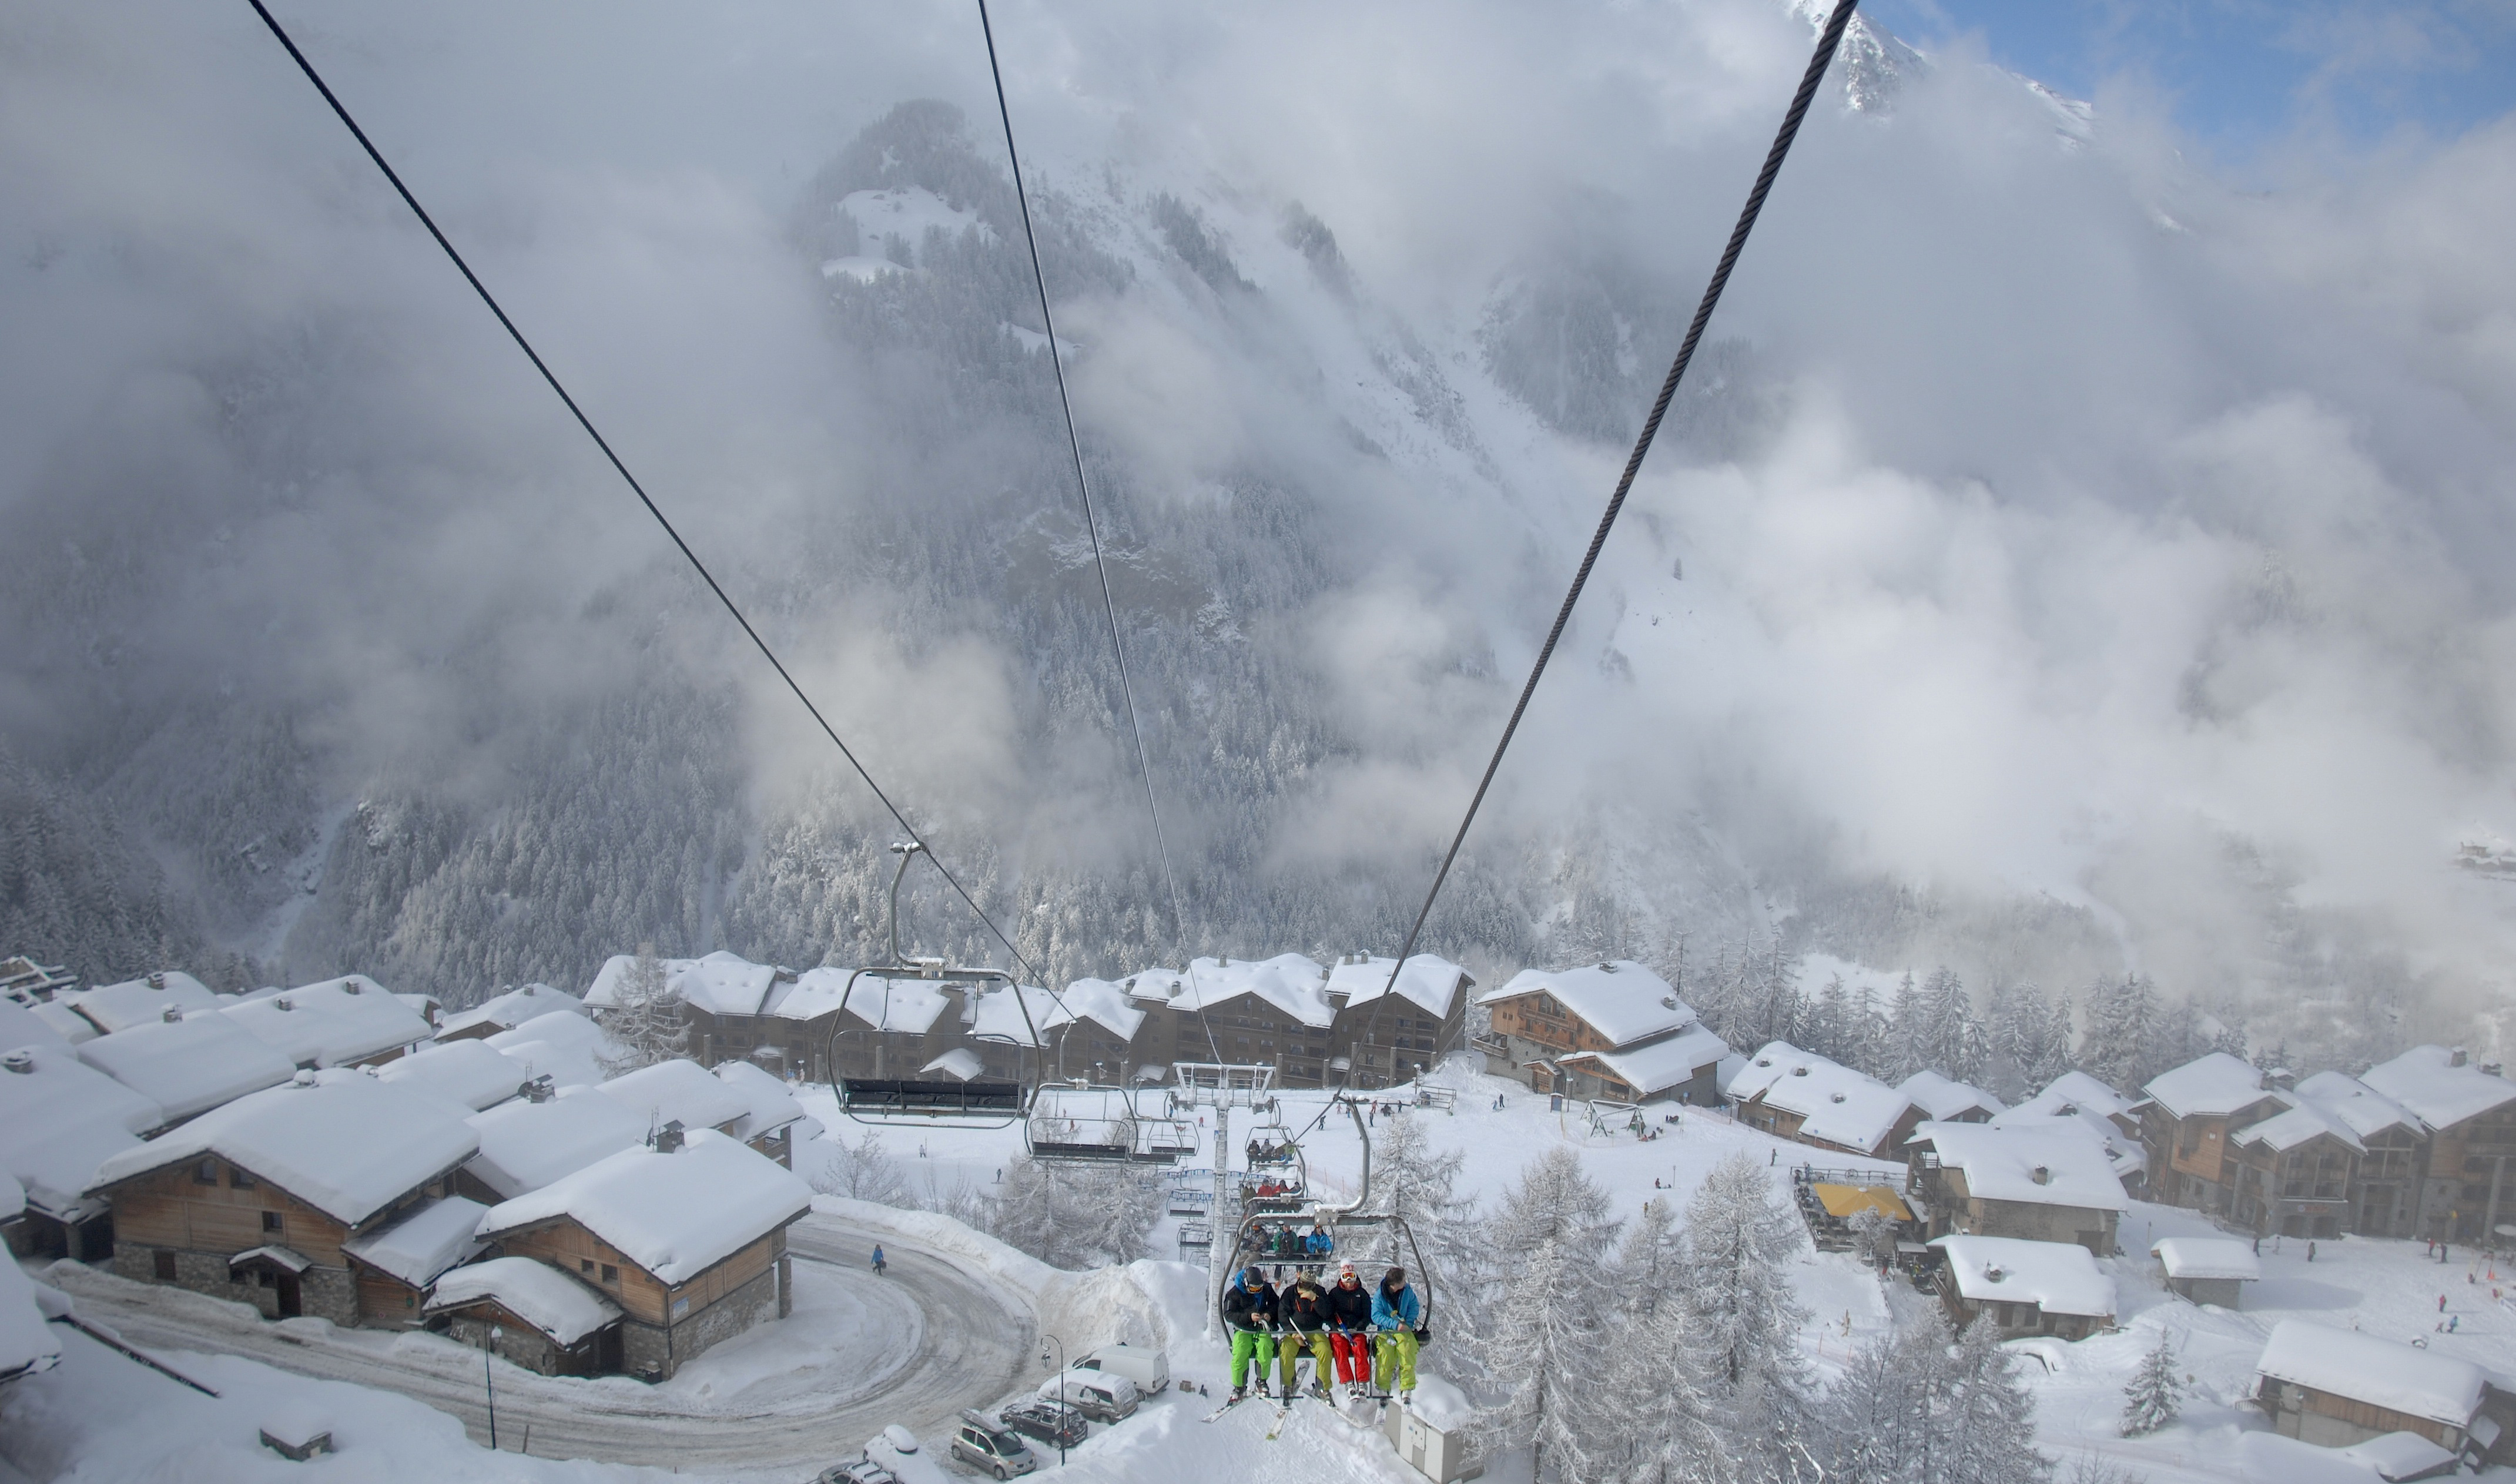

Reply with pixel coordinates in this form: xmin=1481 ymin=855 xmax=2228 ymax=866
xmin=1322 ymin=1259 xmax=1375 ymax=1398
xmin=1221 ymin=1268 xmax=1280 ymax=1399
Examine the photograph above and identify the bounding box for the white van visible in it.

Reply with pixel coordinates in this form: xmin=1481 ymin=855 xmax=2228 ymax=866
xmin=1077 ymin=1342 xmax=1170 ymax=1395
xmin=1038 ymin=1369 xmax=1140 ymax=1424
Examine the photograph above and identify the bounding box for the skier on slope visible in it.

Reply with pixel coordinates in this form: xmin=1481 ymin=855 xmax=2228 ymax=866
xmin=1281 ymin=1271 xmax=1334 ymax=1398
xmin=1372 ymin=1265 xmax=1425 ymax=1403
xmin=1223 ymin=1267 xmax=1281 ymax=1400
xmin=1324 ymin=1259 xmax=1375 ymax=1399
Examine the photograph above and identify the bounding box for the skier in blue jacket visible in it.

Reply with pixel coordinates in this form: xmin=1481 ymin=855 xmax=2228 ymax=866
xmin=1371 ymin=1266 xmax=1423 ymax=1400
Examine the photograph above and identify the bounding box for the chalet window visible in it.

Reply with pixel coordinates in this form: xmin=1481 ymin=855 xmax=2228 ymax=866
xmin=231 ymin=1168 xmax=256 ymax=1190
xmin=194 ymin=1160 xmax=219 ymax=1185
xmin=262 ymin=1211 xmax=283 ymax=1233
xmin=601 ymin=1264 xmax=619 ymax=1284
xmin=153 ymin=1251 xmax=177 ymax=1280
xmin=581 ymin=1259 xmax=594 ymax=1274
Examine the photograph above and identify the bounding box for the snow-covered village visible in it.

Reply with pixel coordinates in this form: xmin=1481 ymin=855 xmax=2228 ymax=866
xmin=5 ymin=1 xmax=2515 ymax=1483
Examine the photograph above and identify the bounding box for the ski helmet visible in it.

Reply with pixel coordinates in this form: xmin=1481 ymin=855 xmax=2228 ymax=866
xmin=1241 ymin=1267 xmax=1264 ymax=1287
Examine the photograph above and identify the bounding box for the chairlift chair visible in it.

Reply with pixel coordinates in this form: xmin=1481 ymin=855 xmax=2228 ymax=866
xmin=824 ymin=843 xmax=1041 ymax=1128
xmin=1214 ymin=1097 xmax=1435 ymax=1342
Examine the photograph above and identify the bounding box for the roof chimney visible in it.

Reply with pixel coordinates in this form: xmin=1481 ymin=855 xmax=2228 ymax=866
xmin=290 ymin=1068 xmax=317 ymax=1087
xmin=341 ymin=979 xmax=361 ymax=995
xmin=521 ymin=1074 xmax=555 ymax=1103
xmin=162 ymin=1006 xmax=185 ymax=1024
xmin=274 ymin=997 xmax=294 ymax=1012
xmin=146 ymin=972 xmax=165 ymax=990
xmin=2486 ymin=1062 xmax=2505 ymax=1080
xmin=2452 ymin=1046 xmax=2470 ymax=1068
xmin=1984 ymin=1265 xmax=2006 ymax=1283
xmin=2031 ymin=1165 xmax=2051 ymax=1185
xmin=3 ymin=1049 xmax=32 ymax=1074
xmin=653 ymin=1120 xmax=686 ymax=1154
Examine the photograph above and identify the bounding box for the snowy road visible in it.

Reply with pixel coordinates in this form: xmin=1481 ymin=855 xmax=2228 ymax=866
xmin=43 ymin=1212 xmax=1035 ymax=1479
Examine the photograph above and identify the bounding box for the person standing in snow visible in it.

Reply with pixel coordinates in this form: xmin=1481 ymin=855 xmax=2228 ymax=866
xmin=1325 ymin=1261 xmax=1373 ymax=1397
xmin=1222 ymin=1267 xmax=1281 ymax=1400
xmin=870 ymin=1244 xmax=886 ymax=1275
xmin=1282 ymin=1271 xmax=1334 ymax=1397
xmin=1372 ymin=1265 xmax=1424 ymax=1402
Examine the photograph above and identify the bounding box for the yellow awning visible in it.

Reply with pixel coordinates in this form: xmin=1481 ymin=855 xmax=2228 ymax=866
xmin=1811 ymin=1184 xmax=1911 ymax=1221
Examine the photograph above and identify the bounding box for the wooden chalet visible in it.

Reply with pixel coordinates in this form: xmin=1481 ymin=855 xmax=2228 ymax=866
xmin=87 ymin=1073 xmax=478 ymax=1325
xmin=1905 ymin=1118 xmax=2129 ymax=1256
xmin=432 ymin=983 xmax=585 ymax=1044
xmin=2255 ymin=1319 xmax=2516 ymax=1468
xmin=474 ymin=1125 xmax=811 ymax=1379
xmin=2225 ymin=1097 xmax=2361 ymax=1241
xmin=0 ymin=1040 xmax=160 ymax=1263
xmin=1930 ymin=1234 xmax=2115 ymax=1341
xmin=1726 ymin=1043 xmax=1922 ymax=1159
xmin=424 ymin=1256 xmax=624 ymax=1375
xmin=2135 ymin=1053 xmax=2287 ymax=1217
xmin=2361 ymin=1046 xmax=2516 ymax=1241
xmin=1476 ymin=961 xmax=1724 ymax=1105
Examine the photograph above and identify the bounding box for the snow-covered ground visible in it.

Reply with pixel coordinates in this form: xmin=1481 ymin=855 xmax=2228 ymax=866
xmin=12 ymin=1054 xmax=2516 ymax=1481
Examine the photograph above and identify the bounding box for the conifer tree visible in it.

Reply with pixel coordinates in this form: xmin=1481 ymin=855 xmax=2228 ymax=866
xmin=1681 ymin=1150 xmax=1811 ymax=1480
xmin=598 ymin=943 xmax=686 ymax=1073
xmin=1600 ymin=1199 xmax=1730 ymax=1483
xmin=2118 ymin=1332 xmax=2183 ymax=1437
xmin=1470 ymin=1148 xmax=1619 ymax=1482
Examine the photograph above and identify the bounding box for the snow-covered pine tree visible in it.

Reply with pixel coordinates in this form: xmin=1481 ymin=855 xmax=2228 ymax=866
xmin=1683 ymin=1151 xmax=1812 ymax=1478
xmin=1469 ymin=1147 xmax=1619 ymax=1483
xmin=1802 ymin=975 xmax=1851 ymax=1066
xmin=1599 ymin=1198 xmax=1730 ymax=1484
xmin=1067 ymin=1164 xmax=1157 ymax=1266
xmin=2076 ymin=974 xmax=2163 ymax=1093
xmin=597 ymin=943 xmax=686 ymax=1074
xmin=1817 ymin=1311 xmax=2052 ymax=1484
xmin=1888 ymin=971 xmax=1923 ymax=1080
xmin=1938 ymin=1309 xmax=2055 ymax=1484
xmin=985 ymin=1158 xmax=1065 ymax=1264
xmin=2027 ymin=991 xmax=2076 ymax=1088
xmin=2118 ymin=1332 xmax=2182 ymax=1436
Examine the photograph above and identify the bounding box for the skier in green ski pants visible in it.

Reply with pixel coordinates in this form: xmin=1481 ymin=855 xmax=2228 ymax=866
xmin=1222 ymin=1268 xmax=1281 ymax=1399
xmin=1371 ymin=1266 xmax=1423 ymax=1399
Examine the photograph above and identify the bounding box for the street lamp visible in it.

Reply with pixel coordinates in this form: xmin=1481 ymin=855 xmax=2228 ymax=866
xmin=483 ymin=1324 xmax=502 ymax=1450
xmin=1038 ymin=1335 xmax=1068 ymax=1466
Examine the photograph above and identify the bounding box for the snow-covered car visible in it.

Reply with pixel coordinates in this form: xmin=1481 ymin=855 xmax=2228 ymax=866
xmin=949 ymin=1413 xmax=1038 ymax=1479
xmin=999 ymin=1398 xmax=1090 ymax=1451
xmin=1075 ymin=1342 xmax=1169 ymax=1395
xmin=814 ymin=1460 xmax=898 ymax=1484
xmin=1037 ymin=1369 xmax=1138 ymax=1423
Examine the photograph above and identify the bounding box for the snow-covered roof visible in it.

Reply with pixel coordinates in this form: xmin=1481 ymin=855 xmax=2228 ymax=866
xmin=712 ymin=1060 xmax=803 ymax=1140
xmin=475 ymin=1128 xmax=812 ymax=1285
xmin=1896 ymin=1071 xmax=2006 ymax=1121
xmin=596 ymin=1059 xmax=751 ymax=1134
xmin=922 ymin=1048 xmax=987 ymax=1082
xmin=1043 ymin=979 xmax=1148 ymax=1043
xmin=2291 ymin=1071 xmax=2424 ymax=1143
xmin=2337 ymin=1432 xmax=2460 ymax=1481
xmin=436 ymin=984 xmax=585 ymax=1041
xmin=62 ymin=972 xmax=219 ymax=1035
xmin=2361 ymin=1046 xmax=2516 ymax=1134
xmin=1560 ymin=1026 xmax=1731 ymax=1097
xmin=1727 ymin=1042 xmax=1915 ymax=1153
xmin=0 ymin=1242 xmax=59 ymax=1382
xmin=1909 ymin=1120 xmax=2129 ymax=1211
xmin=2256 ymin=1319 xmax=2487 ymax=1428
xmin=342 ymin=1196 xmax=488 ymax=1287
xmin=0 ymin=1169 xmax=18 ymax=1221
xmin=1324 ymin=954 xmax=1470 ymax=1020
xmin=219 ymin=977 xmax=431 ymax=1068
xmin=485 ymin=1010 xmax=620 ymax=1091
xmin=2011 ymin=1071 xmax=2136 ymax=1125
xmin=1988 ymin=1106 xmax=2145 ymax=1181
xmin=463 ymin=1085 xmax=649 ymax=1201
xmin=2232 ymin=1095 xmax=2366 ymax=1156
xmin=770 ymin=967 xmax=952 ymax=1034
xmin=0 ymin=999 xmax=71 ymax=1051
xmin=1477 ymin=961 xmax=1692 ymax=1048
xmin=2150 ymin=1237 xmax=2260 ymax=1282
xmin=26 ymin=1000 xmax=95 ymax=1045
xmin=2142 ymin=1053 xmax=2276 ymax=1120
xmin=0 ymin=1042 xmax=162 ymax=1219
xmin=424 ymin=1255 xmax=621 ymax=1345
xmin=376 ymin=1039 xmax=534 ymax=1112
xmin=1931 ymin=1235 xmax=2115 ymax=1318
xmin=1181 ymin=954 xmax=1334 ymax=1028
xmin=968 ymin=984 xmax=1062 ymax=1048
xmin=76 ymin=1010 xmax=296 ymax=1121
xmin=585 ymin=952 xmax=781 ymax=1017
xmin=91 ymin=1071 xmax=480 ymax=1227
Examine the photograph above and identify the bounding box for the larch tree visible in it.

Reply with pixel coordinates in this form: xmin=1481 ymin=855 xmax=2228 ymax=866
xmin=1470 ymin=1147 xmax=1619 ymax=1483
xmin=597 ymin=943 xmax=686 ymax=1074
xmin=1683 ymin=1151 xmax=1812 ymax=1479
xmin=1599 ymin=1197 xmax=1731 ymax=1483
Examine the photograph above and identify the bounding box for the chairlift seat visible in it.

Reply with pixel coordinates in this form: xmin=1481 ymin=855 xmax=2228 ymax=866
xmin=840 ymin=1077 xmax=1024 ymax=1117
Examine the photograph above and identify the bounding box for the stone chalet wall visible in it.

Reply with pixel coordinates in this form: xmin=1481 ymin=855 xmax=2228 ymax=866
xmin=621 ymin=1265 xmax=776 ymax=1380
xmin=1969 ymin=1197 xmax=2119 ymax=1256
xmin=110 ymin=1242 xmax=357 ymax=1326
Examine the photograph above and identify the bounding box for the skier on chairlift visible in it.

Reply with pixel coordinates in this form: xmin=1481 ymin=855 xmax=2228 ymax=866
xmin=1222 ymin=1267 xmax=1281 ymax=1401
xmin=1325 ymin=1259 xmax=1373 ymax=1399
xmin=1281 ymin=1270 xmax=1334 ymax=1398
xmin=1372 ymin=1265 xmax=1424 ymax=1403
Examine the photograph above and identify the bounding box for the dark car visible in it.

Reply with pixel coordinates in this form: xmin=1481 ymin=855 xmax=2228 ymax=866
xmin=1000 ymin=1399 xmax=1090 ymax=1451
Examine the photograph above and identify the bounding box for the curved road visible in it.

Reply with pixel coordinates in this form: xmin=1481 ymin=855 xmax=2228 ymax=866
xmin=47 ymin=1213 xmax=1033 ymax=1478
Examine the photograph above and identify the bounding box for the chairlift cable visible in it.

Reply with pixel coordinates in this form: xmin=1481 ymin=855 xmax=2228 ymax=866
xmin=1345 ymin=0 xmax=1864 ymax=1084
xmin=240 ymin=0 xmax=1050 ymax=989
xmin=976 ymin=0 xmax=1225 ymax=1067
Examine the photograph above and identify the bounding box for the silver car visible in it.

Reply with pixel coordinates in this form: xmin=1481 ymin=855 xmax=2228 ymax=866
xmin=948 ymin=1414 xmax=1038 ymax=1480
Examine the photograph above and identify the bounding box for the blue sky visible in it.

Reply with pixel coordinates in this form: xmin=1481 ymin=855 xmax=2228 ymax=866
xmin=1866 ymin=0 xmax=2516 ymax=170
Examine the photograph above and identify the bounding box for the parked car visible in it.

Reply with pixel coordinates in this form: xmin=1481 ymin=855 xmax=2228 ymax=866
xmin=1000 ymin=1398 xmax=1090 ymax=1451
xmin=1076 ymin=1342 xmax=1170 ymax=1395
xmin=815 ymin=1459 xmax=899 ymax=1484
xmin=949 ymin=1412 xmax=1038 ymax=1480
xmin=1038 ymin=1369 xmax=1140 ymax=1423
